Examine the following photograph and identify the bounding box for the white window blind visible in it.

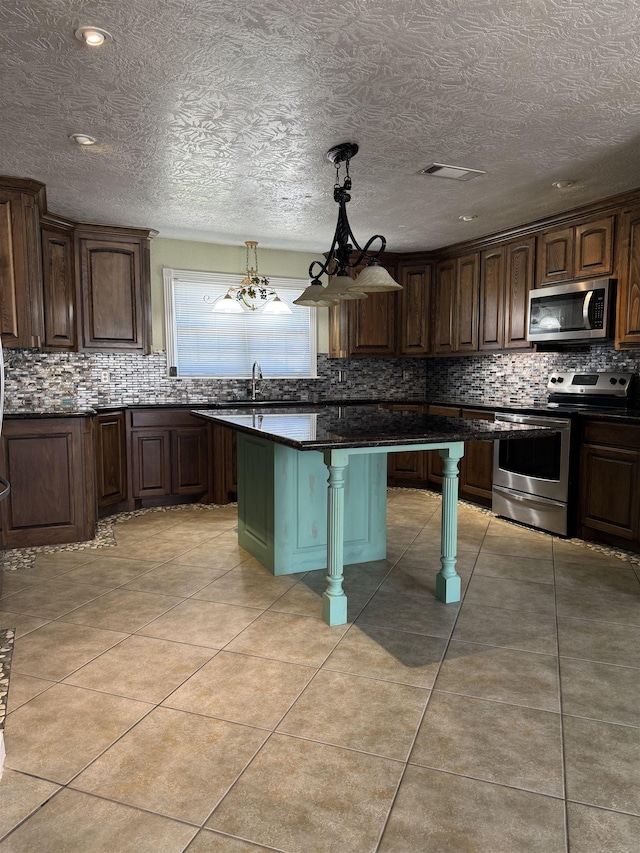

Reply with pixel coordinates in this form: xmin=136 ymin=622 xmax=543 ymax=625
xmin=164 ymin=269 xmax=317 ymax=378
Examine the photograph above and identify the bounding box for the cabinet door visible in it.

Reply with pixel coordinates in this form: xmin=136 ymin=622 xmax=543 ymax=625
xmin=398 ymin=263 xmax=431 ymax=356
xmin=0 ymin=418 xmax=94 ymax=547
xmin=536 ymin=227 xmax=574 ymax=286
xmin=172 ymin=428 xmax=208 ymax=495
xmin=327 ymin=257 xmax=399 ymax=358
xmin=434 ymin=260 xmax=456 ymax=354
xmin=479 ymin=246 xmax=505 ymax=351
xmin=616 ymin=206 xmax=640 ymax=348
xmin=77 ymin=236 xmax=149 ymax=352
xmin=580 ymin=443 xmax=640 ymax=540
xmin=41 ymin=225 xmax=76 ymax=349
xmin=504 ymin=236 xmax=534 ymax=350
xmin=574 ymin=216 xmax=614 ymax=279
xmin=455 ymin=253 xmax=479 ymax=352
xmin=387 ymin=451 xmax=429 ymax=487
xmin=131 ymin=429 xmax=171 ymax=497
xmin=0 ymin=188 xmax=43 ymax=348
xmin=347 ymin=290 xmax=397 ymax=356
xmin=94 ymin=411 xmax=127 ymax=511
xmin=211 ymin=423 xmax=237 ymax=503
xmin=459 ymin=409 xmax=495 ymax=505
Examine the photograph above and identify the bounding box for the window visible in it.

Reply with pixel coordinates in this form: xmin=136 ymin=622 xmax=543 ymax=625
xmin=164 ymin=268 xmax=317 ymax=378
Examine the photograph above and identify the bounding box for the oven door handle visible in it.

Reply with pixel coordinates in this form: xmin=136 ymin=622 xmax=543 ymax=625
xmin=494 ymin=413 xmax=571 ymax=429
xmin=492 ymin=485 xmax=566 ymax=509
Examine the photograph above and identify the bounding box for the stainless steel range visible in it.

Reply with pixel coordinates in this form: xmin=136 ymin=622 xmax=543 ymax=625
xmin=492 ymin=371 xmax=635 ymax=536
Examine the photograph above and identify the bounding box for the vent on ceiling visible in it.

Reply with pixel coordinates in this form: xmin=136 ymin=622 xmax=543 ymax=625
xmin=420 ymin=163 xmax=486 ymax=181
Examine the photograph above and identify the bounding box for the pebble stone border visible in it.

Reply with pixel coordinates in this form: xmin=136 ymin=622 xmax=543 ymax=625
xmin=1 ymin=490 xmax=639 ymax=572
xmin=0 ymin=628 xmax=15 ymax=776
xmin=0 ymin=502 xmax=237 ymax=572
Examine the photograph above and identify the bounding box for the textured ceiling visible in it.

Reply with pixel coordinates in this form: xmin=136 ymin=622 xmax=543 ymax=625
xmin=1 ymin=0 xmax=640 ymax=253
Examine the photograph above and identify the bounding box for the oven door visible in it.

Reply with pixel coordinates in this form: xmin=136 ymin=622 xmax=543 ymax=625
xmin=492 ymin=413 xmax=571 ymax=502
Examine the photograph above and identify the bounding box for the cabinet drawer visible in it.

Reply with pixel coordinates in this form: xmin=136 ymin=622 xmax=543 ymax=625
xmin=461 ymin=408 xmax=495 ymax=422
xmin=583 ymin=420 xmax=640 ymax=450
xmin=428 ymin=405 xmax=461 ymax=417
xmin=130 ymin=409 xmax=201 ymax=428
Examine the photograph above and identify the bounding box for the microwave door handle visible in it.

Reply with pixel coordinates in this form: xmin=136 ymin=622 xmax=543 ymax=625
xmin=582 ymin=290 xmax=593 ymax=330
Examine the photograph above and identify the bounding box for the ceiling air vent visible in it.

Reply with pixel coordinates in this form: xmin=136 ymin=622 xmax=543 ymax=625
xmin=420 ymin=163 xmax=486 ymax=181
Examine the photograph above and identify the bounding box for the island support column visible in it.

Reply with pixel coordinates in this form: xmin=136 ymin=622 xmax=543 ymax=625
xmin=436 ymin=443 xmax=464 ymax=603
xmin=322 ymin=449 xmax=349 ymax=626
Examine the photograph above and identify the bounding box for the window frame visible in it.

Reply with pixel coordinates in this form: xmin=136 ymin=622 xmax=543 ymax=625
xmin=163 ymin=267 xmax=318 ymax=379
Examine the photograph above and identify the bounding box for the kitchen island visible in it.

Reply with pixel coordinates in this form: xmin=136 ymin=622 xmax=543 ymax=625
xmin=194 ymin=404 xmax=555 ymax=626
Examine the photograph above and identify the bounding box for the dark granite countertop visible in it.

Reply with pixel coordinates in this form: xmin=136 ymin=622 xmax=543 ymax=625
xmin=5 ymin=397 xmax=640 ymax=424
xmin=192 ymin=404 xmax=558 ymax=451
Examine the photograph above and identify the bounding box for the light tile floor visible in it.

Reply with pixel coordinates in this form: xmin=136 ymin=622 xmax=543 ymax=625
xmin=1 ymin=490 xmax=640 ymax=852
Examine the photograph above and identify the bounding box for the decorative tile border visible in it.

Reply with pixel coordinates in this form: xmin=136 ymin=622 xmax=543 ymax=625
xmin=0 ymin=628 xmax=15 ymax=777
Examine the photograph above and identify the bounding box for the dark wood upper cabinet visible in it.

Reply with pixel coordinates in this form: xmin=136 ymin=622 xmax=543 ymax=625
xmin=536 ymin=226 xmax=574 ymax=286
xmin=455 ymin=254 xmax=479 ymax=352
xmin=536 ymin=216 xmax=614 ymax=286
xmin=397 ymin=262 xmax=431 ymax=356
xmin=574 ymin=216 xmax=614 ymax=280
xmin=76 ymin=226 xmax=154 ymax=353
xmin=433 ymin=259 xmax=456 ymax=355
xmin=479 ymin=246 xmax=505 ymax=351
xmin=616 ymin=205 xmax=640 ymax=349
xmin=504 ymin=236 xmax=535 ymax=349
xmin=41 ymin=222 xmax=76 ymax=349
xmin=0 ymin=181 xmax=45 ymax=349
xmin=328 ymin=255 xmax=399 ymax=358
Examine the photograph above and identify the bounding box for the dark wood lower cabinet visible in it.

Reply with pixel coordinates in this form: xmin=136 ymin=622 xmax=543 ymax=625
xmin=0 ymin=417 xmax=95 ymax=547
xmin=210 ymin=423 xmax=237 ymax=504
xmin=459 ymin=409 xmax=495 ymax=506
xmin=579 ymin=420 xmax=640 ymax=550
xmin=94 ymin=411 xmax=128 ymax=516
xmin=128 ymin=410 xmax=209 ymax=506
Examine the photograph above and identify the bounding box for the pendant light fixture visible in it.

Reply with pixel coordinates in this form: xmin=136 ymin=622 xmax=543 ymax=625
xmin=294 ymin=143 xmax=402 ymax=307
xmin=209 ymin=241 xmax=292 ymax=314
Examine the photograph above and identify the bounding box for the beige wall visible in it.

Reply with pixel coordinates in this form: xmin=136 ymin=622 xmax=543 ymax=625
xmin=149 ymin=238 xmax=329 ymax=353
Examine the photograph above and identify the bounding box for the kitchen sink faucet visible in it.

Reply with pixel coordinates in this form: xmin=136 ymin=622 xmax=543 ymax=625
xmin=250 ymin=360 xmax=263 ymax=401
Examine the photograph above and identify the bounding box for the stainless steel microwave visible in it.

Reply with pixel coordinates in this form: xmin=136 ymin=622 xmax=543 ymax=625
xmin=526 ymin=278 xmax=615 ymax=343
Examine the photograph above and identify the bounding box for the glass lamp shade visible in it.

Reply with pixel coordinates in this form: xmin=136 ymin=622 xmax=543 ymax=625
xmin=347 ymin=262 xmax=403 ymax=293
xmin=262 ymin=295 xmax=292 ymax=315
xmin=322 ymin=273 xmax=367 ymax=301
xmin=211 ymin=292 xmax=244 ymax=313
xmin=293 ymin=280 xmax=341 ymax=307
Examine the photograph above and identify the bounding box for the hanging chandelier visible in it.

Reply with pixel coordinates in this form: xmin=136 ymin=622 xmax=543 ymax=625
xmin=294 ymin=143 xmax=402 ymax=307
xmin=208 ymin=241 xmax=292 ymax=314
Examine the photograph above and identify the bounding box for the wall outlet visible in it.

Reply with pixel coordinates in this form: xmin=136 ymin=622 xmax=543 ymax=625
xmin=402 ymin=370 xmax=411 ymax=381
xmin=100 ymin=370 xmax=110 ymax=383
xmin=337 ymin=370 xmax=346 ymax=383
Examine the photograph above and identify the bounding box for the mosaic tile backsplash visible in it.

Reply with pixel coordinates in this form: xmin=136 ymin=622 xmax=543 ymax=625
xmin=424 ymin=344 xmax=640 ymax=407
xmin=3 ymin=344 xmax=640 ymax=414
xmin=2 ymin=351 xmax=428 ymax=412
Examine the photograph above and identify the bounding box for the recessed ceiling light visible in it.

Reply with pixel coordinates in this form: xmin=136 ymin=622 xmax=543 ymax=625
xmin=68 ymin=133 xmax=97 ymax=146
xmin=74 ymin=27 xmax=112 ymax=46
xmin=552 ymin=180 xmax=574 ymax=189
xmin=458 ymin=214 xmax=477 ymax=222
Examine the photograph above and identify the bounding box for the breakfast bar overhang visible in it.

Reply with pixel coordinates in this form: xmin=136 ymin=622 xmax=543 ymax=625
xmin=194 ymin=404 xmax=556 ymax=626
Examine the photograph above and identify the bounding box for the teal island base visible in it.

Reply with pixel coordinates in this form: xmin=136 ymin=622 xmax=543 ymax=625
xmin=236 ymin=432 xmax=465 ymax=626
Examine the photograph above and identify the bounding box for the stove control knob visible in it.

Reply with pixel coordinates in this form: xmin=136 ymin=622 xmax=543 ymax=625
xmin=557 ymin=376 xmax=564 ymax=383
xmin=550 ymin=377 xmax=557 ymax=384
xmin=619 ymin=378 xmax=627 ymax=385
xmin=610 ymin=377 xmax=618 ymax=385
